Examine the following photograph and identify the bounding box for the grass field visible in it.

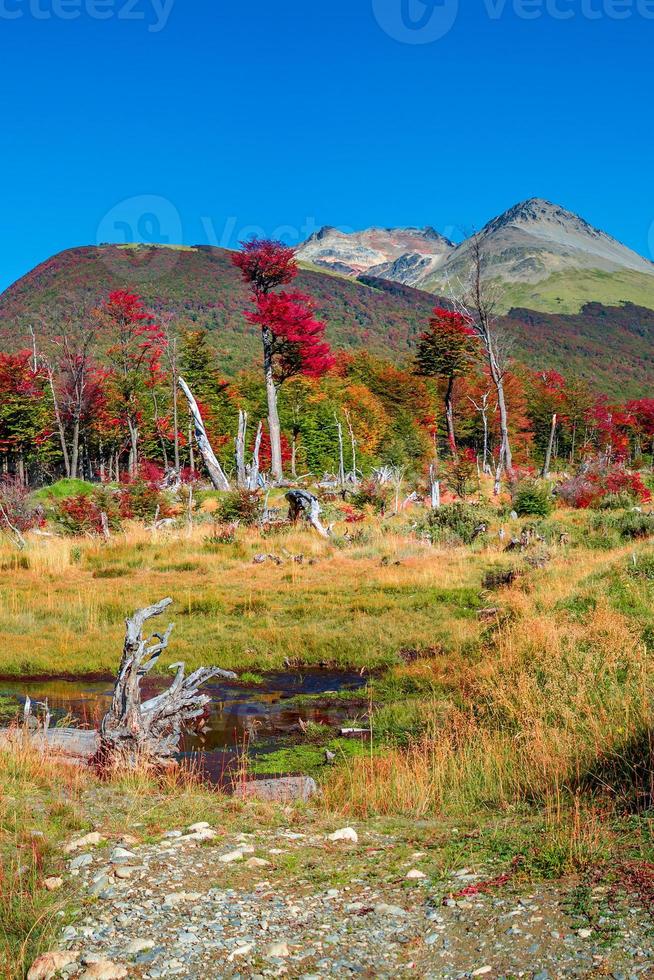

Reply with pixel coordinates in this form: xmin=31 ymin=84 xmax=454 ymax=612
xmin=2 ymin=496 xmax=654 ymax=975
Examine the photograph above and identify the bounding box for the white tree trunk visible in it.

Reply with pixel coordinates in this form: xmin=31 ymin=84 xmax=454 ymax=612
xmin=178 ymin=377 xmax=230 ymax=491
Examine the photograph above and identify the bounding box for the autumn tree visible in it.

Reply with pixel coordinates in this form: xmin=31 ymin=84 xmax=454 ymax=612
xmin=95 ymin=291 xmax=165 ymax=478
xmin=415 ymin=307 xmax=477 ymax=456
xmin=232 ymin=239 xmax=334 ymax=481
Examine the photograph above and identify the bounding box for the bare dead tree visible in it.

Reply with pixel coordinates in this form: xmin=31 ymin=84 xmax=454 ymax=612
xmin=177 ymin=377 xmax=230 ymax=491
xmin=428 ymin=463 xmax=441 ymax=509
xmin=235 ymin=409 xmax=248 ymax=488
xmin=541 ymin=413 xmax=558 ymax=479
xmin=101 ymin=598 xmax=237 ymax=766
xmin=449 ymin=237 xmax=514 ymax=493
xmin=334 ymin=414 xmax=346 ymax=489
xmin=246 ymin=421 xmax=263 ymax=491
xmin=467 ymin=389 xmax=494 ymax=475
xmin=343 ymin=408 xmax=359 ymax=486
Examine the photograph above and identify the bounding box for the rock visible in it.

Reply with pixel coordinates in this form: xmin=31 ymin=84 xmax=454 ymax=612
xmin=406 ymin=869 xmax=427 ymax=880
xmin=234 ymin=775 xmax=318 ymax=802
xmin=109 ymin=847 xmax=136 ymax=864
xmin=64 ymin=832 xmax=103 ymax=853
xmin=472 ymin=969 xmax=493 ymax=977
xmin=245 ymin=857 xmax=271 ymax=868
xmin=229 ymin=944 xmax=253 ymax=960
xmin=219 ymin=850 xmax=244 ymax=864
xmin=125 ymin=939 xmax=154 ymax=956
xmin=375 ymin=903 xmax=407 ymax=917
xmin=163 ymin=830 xmax=182 ymax=839
xmin=188 ymin=822 xmax=211 ymax=832
xmin=43 ymin=876 xmax=64 ymax=891
xmin=266 ymin=941 xmax=290 ymax=958
xmin=578 ymin=928 xmax=593 ymax=939
xmin=328 ymin=827 xmax=358 ymax=843
xmin=176 ymin=828 xmax=217 ymax=842
xmin=70 ymin=853 xmax=93 ymax=869
xmin=114 ymin=867 xmax=132 ymax=879
xmin=78 ymin=962 xmax=128 ymax=979
xmin=89 ymin=875 xmax=111 ymax=897
xmin=164 ymin=891 xmax=202 ymax=906
xmin=28 ymin=952 xmax=78 ymax=980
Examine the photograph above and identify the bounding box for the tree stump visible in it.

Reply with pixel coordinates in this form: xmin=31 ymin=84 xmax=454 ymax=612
xmin=285 ymin=490 xmax=332 ymax=539
xmin=100 ymin=597 xmax=236 ymax=767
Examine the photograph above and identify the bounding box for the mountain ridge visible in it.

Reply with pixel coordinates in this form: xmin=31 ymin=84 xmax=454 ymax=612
xmin=0 ymin=243 xmax=652 ymax=398
xmin=297 ymin=198 xmax=654 ymax=313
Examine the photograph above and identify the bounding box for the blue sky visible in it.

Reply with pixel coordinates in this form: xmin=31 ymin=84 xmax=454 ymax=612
xmin=0 ymin=0 xmax=653 ymax=291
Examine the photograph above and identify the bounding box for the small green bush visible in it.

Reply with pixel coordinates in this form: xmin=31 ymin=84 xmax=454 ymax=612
xmin=217 ymin=490 xmax=261 ymax=526
xmin=417 ymin=501 xmax=493 ymax=546
xmin=512 ymin=479 xmax=554 ymax=518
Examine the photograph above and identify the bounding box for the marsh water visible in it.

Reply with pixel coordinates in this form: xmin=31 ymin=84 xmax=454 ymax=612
xmin=0 ymin=670 xmax=368 ymax=782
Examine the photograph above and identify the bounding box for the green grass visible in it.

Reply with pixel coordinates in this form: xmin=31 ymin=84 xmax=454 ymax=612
xmin=497 ymin=268 xmax=654 ymax=315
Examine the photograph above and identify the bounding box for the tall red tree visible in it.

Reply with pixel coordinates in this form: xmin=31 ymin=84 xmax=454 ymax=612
xmin=232 ymin=240 xmax=334 ymax=480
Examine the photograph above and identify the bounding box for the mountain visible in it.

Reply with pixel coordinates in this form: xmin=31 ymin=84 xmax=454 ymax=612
xmin=297 ymin=226 xmax=453 ymax=279
xmin=299 ymin=200 xmax=654 ymax=314
xmin=0 ymin=244 xmax=438 ymax=374
xmin=419 ymin=199 xmax=654 ymax=305
xmin=0 ymin=243 xmax=652 ymax=397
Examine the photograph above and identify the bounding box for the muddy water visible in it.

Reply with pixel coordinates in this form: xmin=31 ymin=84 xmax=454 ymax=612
xmin=0 ymin=670 xmax=368 ymax=782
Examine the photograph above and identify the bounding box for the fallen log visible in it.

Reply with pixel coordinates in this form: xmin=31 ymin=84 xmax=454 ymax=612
xmin=285 ymin=490 xmax=332 ymax=539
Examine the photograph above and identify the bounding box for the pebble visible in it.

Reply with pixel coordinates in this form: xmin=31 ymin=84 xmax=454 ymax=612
xmin=328 ymin=827 xmax=358 ymax=843
xmin=219 ymin=849 xmax=244 ymax=863
xmin=266 ymin=941 xmax=290 ymax=958
xmin=78 ymin=962 xmax=128 ymax=979
xmin=406 ymin=869 xmax=427 ymax=880
xmin=43 ymin=876 xmax=64 ymax=891
xmin=64 ymin=832 xmax=103 ymax=853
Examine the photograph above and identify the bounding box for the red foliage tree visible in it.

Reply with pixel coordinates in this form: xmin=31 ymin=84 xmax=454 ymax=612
xmin=232 ymin=240 xmax=333 ymax=480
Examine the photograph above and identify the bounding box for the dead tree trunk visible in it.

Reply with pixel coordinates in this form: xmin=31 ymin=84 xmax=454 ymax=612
xmin=100 ymin=598 xmax=236 ymax=766
xmin=246 ymin=421 xmax=263 ymax=491
xmin=541 ymin=413 xmax=557 ymax=479
xmin=178 ymin=377 xmax=230 ymax=491
xmin=286 ymin=490 xmax=332 ymax=539
xmin=235 ymin=410 xmax=248 ymax=488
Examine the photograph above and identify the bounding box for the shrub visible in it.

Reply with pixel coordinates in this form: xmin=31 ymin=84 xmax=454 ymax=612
xmin=445 ymin=449 xmax=478 ymax=499
xmin=204 ymin=522 xmax=238 ymax=546
xmin=55 ymin=488 xmax=122 ymax=536
xmin=120 ymin=478 xmax=173 ymax=521
xmin=512 ymin=479 xmax=554 ymax=518
xmin=0 ymin=478 xmax=43 ymax=537
xmin=351 ymin=479 xmax=391 ymax=515
xmin=217 ymin=489 xmax=261 ymax=526
xmin=588 ymin=510 xmax=654 ymax=544
xmin=418 ymin=501 xmax=493 ymax=546
xmin=557 ymin=456 xmax=651 ymax=509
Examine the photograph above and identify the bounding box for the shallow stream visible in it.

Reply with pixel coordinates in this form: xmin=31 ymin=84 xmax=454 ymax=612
xmin=0 ymin=669 xmax=368 ymax=783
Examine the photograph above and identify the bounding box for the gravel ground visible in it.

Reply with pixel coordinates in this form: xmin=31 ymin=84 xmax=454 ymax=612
xmin=34 ymin=822 xmax=654 ymax=979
